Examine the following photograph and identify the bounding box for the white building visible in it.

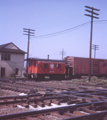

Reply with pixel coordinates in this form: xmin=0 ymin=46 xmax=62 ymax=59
xmin=0 ymin=42 xmax=26 ymax=78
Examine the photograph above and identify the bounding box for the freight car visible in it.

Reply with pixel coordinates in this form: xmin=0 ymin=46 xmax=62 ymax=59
xmin=25 ymin=58 xmax=65 ymax=80
xmin=65 ymin=56 xmax=107 ymax=78
xmin=24 ymin=57 xmax=107 ymax=80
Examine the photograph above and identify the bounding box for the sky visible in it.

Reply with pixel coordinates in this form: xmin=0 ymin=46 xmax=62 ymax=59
xmin=0 ymin=0 xmax=107 ymax=60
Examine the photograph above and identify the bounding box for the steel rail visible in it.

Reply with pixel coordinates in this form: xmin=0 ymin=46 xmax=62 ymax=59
xmin=0 ymin=92 xmax=99 ymax=105
xmin=61 ymin=91 xmax=107 ymax=100
xmin=62 ymin=111 xmax=107 ymax=120
xmin=1 ymin=87 xmax=104 ymax=101
xmin=0 ymin=92 xmax=53 ymax=100
xmin=0 ymin=94 xmax=69 ymax=105
xmin=0 ymin=101 xmax=105 ymax=120
xmin=1 ymin=80 xmax=107 ymax=95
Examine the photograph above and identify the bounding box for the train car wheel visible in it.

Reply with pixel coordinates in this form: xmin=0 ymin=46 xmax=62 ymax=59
xmin=28 ymin=75 xmax=31 ymax=79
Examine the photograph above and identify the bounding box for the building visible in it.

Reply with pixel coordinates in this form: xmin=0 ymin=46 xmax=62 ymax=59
xmin=0 ymin=42 xmax=26 ymax=78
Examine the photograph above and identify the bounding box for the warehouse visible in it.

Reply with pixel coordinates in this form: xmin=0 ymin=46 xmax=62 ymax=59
xmin=0 ymin=42 xmax=26 ymax=78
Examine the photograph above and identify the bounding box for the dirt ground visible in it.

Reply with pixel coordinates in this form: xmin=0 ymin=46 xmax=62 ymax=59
xmin=0 ymin=89 xmax=20 ymax=96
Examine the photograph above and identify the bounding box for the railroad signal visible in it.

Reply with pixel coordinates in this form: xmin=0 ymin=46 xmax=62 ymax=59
xmin=85 ymin=6 xmax=100 ymax=81
xmin=92 ymin=44 xmax=99 ymax=58
xmin=23 ymin=28 xmax=35 ymax=74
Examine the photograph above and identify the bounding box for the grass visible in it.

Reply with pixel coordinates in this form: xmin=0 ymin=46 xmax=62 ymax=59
xmin=65 ymin=76 xmax=107 ymax=86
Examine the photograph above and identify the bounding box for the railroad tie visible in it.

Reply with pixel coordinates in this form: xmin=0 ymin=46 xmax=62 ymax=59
xmin=30 ymin=103 xmax=37 ymax=108
xmin=13 ymin=104 xmax=17 ymax=107
xmin=36 ymin=101 xmax=45 ymax=107
xmin=78 ymin=107 xmax=96 ymax=114
xmin=52 ymin=100 xmax=60 ymax=105
xmin=38 ymin=115 xmax=50 ymax=120
xmin=63 ymin=112 xmax=77 ymax=117
xmin=43 ymin=100 xmax=51 ymax=106
xmin=73 ymin=110 xmax=86 ymax=116
xmin=67 ymin=100 xmax=78 ymax=105
xmin=51 ymin=113 xmax=68 ymax=119
xmin=60 ymin=98 xmax=68 ymax=103
xmin=22 ymin=102 xmax=29 ymax=108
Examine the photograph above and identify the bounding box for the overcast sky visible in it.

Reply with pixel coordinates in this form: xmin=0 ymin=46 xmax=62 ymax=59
xmin=0 ymin=0 xmax=107 ymax=60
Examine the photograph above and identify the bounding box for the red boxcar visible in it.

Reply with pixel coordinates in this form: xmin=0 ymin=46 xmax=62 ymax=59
xmin=25 ymin=58 xmax=65 ymax=79
xmin=65 ymin=56 xmax=107 ymax=78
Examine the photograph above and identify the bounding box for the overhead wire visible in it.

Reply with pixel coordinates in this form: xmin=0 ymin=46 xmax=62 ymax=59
xmin=35 ymin=21 xmax=90 ymax=38
xmin=34 ymin=20 xmax=107 ymax=39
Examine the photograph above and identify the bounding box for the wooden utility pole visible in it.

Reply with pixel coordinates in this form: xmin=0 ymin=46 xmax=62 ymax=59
xmin=23 ymin=28 xmax=35 ymax=74
xmin=60 ymin=49 xmax=65 ymax=60
xmin=85 ymin=6 xmax=100 ymax=81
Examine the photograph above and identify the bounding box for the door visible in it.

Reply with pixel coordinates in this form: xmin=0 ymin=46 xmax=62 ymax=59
xmin=93 ymin=60 xmax=99 ymax=75
xmin=1 ymin=67 xmax=5 ymax=78
xmin=65 ymin=67 xmax=73 ymax=79
xmin=69 ymin=67 xmax=73 ymax=78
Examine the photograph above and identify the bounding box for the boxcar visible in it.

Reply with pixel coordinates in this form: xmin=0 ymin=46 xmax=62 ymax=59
xmin=25 ymin=58 xmax=65 ymax=80
xmin=65 ymin=56 xmax=107 ymax=78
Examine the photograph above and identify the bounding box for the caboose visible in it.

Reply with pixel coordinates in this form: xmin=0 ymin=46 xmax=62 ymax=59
xmin=25 ymin=58 xmax=65 ymax=80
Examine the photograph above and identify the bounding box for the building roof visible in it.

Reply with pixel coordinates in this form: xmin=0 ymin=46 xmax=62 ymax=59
xmin=25 ymin=58 xmax=65 ymax=62
xmin=0 ymin=42 xmax=26 ymax=54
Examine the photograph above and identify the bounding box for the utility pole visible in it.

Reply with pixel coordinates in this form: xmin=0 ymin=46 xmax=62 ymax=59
xmin=85 ymin=6 xmax=100 ymax=81
xmin=92 ymin=44 xmax=99 ymax=58
xmin=23 ymin=28 xmax=35 ymax=74
xmin=60 ymin=49 xmax=65 ymax=60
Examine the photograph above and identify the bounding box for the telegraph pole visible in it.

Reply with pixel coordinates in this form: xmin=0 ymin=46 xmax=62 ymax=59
xmin=60 ymin=49 xmax=65 ymax=60
xmin=85 ymin=6 xmax=100 ymax=81
xmin=23 ymin=28 xmax=35 ymax=74
xmin=92 ymin=44 xmax=99 ymax=58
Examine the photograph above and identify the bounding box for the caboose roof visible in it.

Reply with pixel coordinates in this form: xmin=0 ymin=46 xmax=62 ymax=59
xmin=25 ymin=58 xmax=65 ymax=62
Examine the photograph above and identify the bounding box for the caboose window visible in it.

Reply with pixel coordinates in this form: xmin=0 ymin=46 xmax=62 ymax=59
xmin=44 ymin=63 xmax=48 ymax=68
xmin=57 ymin=64 xmax=60 ymax=68
xmin=35 ymin=62 xmax=37 ymax=67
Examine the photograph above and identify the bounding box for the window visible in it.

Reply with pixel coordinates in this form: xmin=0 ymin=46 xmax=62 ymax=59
xmin=35 ymin=62 xmax=37 ymax=67
xmin=44 ymin=63 xmax=48 ymax=68
xmin=57 ymin=64 xmax=60 ymax=68
xmin=1 ymin=53 xmax=10 ymax=61
xmin=15 ymin=68 xmax=19 ymax=75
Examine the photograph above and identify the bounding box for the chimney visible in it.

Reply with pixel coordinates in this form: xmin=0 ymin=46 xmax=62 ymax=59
xmin=47 ymin=55 xmax=49 ymax=60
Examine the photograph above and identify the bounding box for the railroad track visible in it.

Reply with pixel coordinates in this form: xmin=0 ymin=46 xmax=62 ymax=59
xmin=1 ymin=79 xmax=107 ymax=119
xmin=0 ymin=78 xmax=106 ymax=93
xmin=0 ymin=101 xmax=107 ymax=120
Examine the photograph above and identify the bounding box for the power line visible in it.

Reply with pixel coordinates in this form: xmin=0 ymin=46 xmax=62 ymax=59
xmin=35 ymin=21 xmax=90 ymax=38
xmin=34 ymin=20 xmax=107 ymax=39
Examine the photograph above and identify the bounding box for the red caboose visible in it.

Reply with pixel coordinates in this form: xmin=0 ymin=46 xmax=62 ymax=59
xmin=25 ymin=58 xmax=65 ymax=80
